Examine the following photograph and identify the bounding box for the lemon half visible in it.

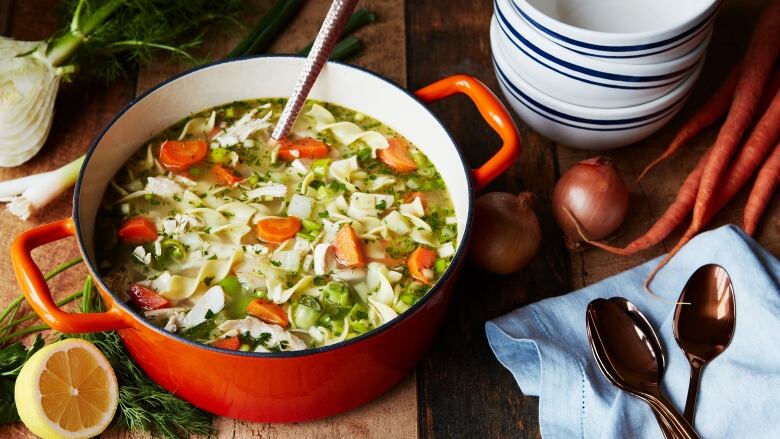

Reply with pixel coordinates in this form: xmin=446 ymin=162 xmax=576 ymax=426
xmin=15 ymin=338 xmax=119 ymax=439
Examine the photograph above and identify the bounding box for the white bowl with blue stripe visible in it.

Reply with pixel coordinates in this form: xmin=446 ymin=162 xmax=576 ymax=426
xmin=493 ymin=0 xmax=711 ymax=108
xmin=509 ymin=0 xmax=720 ymax=64
xmin=492 ymin=29 xmax=704 ymax=150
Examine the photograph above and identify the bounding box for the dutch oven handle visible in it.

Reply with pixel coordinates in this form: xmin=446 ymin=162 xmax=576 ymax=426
xmin=415 ymin=74 xmax=521 ymax=189
xmin=11 ymin=218 xmax=133 ymax=333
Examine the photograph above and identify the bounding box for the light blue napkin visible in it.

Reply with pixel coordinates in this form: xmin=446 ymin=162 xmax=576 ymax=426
xmin=486 ymin=225 xmax=780 ymax=439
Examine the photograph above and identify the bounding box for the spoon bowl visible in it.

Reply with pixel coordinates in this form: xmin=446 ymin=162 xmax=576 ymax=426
xmin=587 ymin=298 xmax=701 ymax=439
xmin=674 ymin=264 xmax=737 ymax=424
xmin=607 ymin=298 xmax=675 ymax=438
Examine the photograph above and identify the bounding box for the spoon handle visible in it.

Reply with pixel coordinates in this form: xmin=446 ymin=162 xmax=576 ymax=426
xmin=271 ymin=0 xmax=360 ymax=142
xmin=649 ymin=393 xmax=701 ymax=439
xmin=683 ymin=364 xmax=702 ymax=423
xmin=651 ymin=408 xmax=677 ymax=439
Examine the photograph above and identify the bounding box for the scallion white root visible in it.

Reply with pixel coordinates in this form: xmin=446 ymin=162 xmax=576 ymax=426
xmin=0 ymin=170 xmax=56 ymax=201
xmin=5 ymin=155 xmax=85 ymax=220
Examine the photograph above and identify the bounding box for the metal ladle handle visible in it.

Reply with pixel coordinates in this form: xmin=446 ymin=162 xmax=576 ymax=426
xmin=271 ymin=0 xmax=360 ymax=142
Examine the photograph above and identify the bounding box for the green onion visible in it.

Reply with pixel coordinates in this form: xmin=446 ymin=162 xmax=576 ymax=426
xmin=311 ymin=158 xmax=331 ymax=177
xmin=302 ymin=219 xmax=322 ymax=232
xmin=399 ymin=293 xmax=416 ymax=306
xmin=4 ymin=155 xmax=85 ymax=220
xmin=217 ymin=275 xmax=242 ymax=296
xmin=161 ymin=239 xmax=187 ymax=260
xmin=293 ymin=296 xmax=322 ymax=329
xmin=296 ymin=232 xmax=316 ymax=241
xmin=348 ymin=303 xmax=370 ymax=333
xmin=435 ymin=258 xmax=447 ymax=274
xmin=209 ymin=147 xmax=232 ymax=163
xmin=323 ymin=281 xmax=353 ymax=314
xmin=298 ymin=8 xmax=376 ymax=55
xmin=330 ymin=36 xmax=365 ymax=61
xmin=389 ymin=236 xmax=415 ymax=256
xmin=440 ymin=224 xmax=457 ymax=242
xmin=418 ymin=167 xmax=436 ymax=178
xmin=227 ymin=0 xmax=305 ymax=58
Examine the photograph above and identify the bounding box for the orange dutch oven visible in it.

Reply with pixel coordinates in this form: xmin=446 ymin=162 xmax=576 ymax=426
xmin=11 ymin=57 xmax=519 ymax=422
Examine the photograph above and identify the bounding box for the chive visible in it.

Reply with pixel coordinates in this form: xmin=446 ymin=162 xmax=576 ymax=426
xmin=298 ymin=8 xmax=376 ymax=55
xmin=330 ymin=36 xmax=364 ymax=62
xmin=228 ymin=0 xmax=305 ymax=58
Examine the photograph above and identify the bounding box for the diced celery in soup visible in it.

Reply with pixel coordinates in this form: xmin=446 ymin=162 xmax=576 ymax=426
xmin=96 ymin=99 xmax=458 ymax=352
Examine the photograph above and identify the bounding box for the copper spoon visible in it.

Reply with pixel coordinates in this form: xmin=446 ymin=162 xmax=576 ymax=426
xmin=673 ymin=264 xmax=736 ymax=424
xmin=587 ymin=298 xmax=701 ymax=439
xmin=608 ymin=298 xmax=676 ymax=439
xmin=271 ymin=0 xmax=360 ymax=143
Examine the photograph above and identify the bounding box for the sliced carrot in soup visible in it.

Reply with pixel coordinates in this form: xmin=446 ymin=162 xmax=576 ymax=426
xmin=247 ymin=299 xmax=289 ymax=327
xmin=128 ymin=284 xmax=170 ymax=310
xmin=159 ymin=139 xmax=208 ymax=171
xmin=333 ymin=224 xmax=366 ymax=268
xmin=408 ymin=247 xmax=437 ymax=284
xmin=117 ymin=216 xmax=157 ymax=244
xmin=377 ymin=137 xmax=417 ymax=173
xmin=255 ymin=217 xmax=301 ymax=243
xmin=211 ymin=164 xmax=243 ymax=185
xmin=278 ymin=137 xmax=329 ymax=160
xmin=212 ymin=336 xmax=241 ymax=350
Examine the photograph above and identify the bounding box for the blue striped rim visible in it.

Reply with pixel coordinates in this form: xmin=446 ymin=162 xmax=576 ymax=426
xmin=493 ymin=58 xmax=689 ymax=131
xmin=495 ymin=3 xmax=696 ymax=83
xmin=510 ymin=0 xmax=720 ymax=53
xmin=558 ymin=14 xmax=714 ymax=60
xmin=495 ymin=12 xmax=683 ymax=90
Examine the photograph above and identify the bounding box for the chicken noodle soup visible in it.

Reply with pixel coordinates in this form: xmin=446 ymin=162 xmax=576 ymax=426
xmin=96 ymin=99 xmax=457 ymax=352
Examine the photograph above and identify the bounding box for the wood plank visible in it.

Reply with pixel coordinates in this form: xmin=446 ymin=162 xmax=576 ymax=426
xmin=407 ymin=0 xmax=569 ymax=437
xmin=0 ymin=0 xmax=11 ymax=34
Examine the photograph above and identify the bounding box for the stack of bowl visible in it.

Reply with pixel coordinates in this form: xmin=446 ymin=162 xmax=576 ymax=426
xmin=491 ymin=0 xmax=720 ymax=150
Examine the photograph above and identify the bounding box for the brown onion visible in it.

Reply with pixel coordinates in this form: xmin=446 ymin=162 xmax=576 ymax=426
xmin=552 ymin=157 xmax=628 ymax=245
xmin=469 ymin=192 xmax=541 ymax=274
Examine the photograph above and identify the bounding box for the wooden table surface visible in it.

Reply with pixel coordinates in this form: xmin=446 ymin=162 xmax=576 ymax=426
xmin=1 ymin=0 xmax=777 ymax=438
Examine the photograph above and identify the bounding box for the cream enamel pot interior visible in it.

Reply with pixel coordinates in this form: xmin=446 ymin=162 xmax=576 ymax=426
xmin=12 ymin=56 xmax=520 ymax=422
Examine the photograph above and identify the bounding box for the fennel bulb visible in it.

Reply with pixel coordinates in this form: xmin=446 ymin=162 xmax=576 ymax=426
xmin=0 ymin=0 xmax=245 ymax=168
xmin=0 ymin=39 xmax=63 ymax=167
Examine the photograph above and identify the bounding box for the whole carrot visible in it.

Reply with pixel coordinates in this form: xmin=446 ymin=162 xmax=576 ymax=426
xmin=690 ymin=2 xmax=780 ymax=232
xmin=704 ymin=87 xmax=780 ymax=220
xmin=638 ymin=62 xmax=741 ymax=181
xmin=756 ymin=65 xmax=780 ymax=116
xmin=567 ymin=150 xmax=711 ymax=255
xmin=646 ymin=85 xmax=780 ymax=291
xmin=645 ymin=2 xmax=780 ymax=291
xmin=743 ymin=141 xmax=780 ymax=235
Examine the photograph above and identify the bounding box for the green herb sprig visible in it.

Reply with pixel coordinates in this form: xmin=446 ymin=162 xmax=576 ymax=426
xmin=47 ymin=0 xmax=246 ymax=82
xmin=0 ymin=261 xmax=212 ymax=437
xmin=65 ymin=278 xmax=215 ymax=439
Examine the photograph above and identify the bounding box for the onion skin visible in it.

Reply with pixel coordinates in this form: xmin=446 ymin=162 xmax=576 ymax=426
xmin=469 ymin=192 xmax=541 ymax=274
xmin=552 ymin=157 xmax=629 ymax=244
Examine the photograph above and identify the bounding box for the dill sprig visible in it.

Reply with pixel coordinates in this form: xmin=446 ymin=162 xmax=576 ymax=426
xmin=65 ymin=277 xmax=214 ymax=438
xmin=47 ymin=0 xmax=246 ymax=82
